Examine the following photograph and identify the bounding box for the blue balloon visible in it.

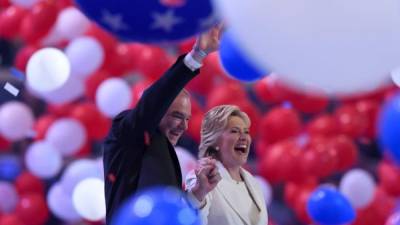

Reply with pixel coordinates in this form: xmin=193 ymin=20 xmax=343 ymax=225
xmin=112 ymin=187 xmax=201 ymax=225
xmin=74 ymin=0 xmax=217 ymax=43
xmin=307 ymin=186 xmax=355 ymax=225
xmin=219 ymin=31 xmax=267 ymax=82
xmin=378 ymin=92 xmax=400 ymax=164
xmin=0 ymin=155 xmax=22 ymax=181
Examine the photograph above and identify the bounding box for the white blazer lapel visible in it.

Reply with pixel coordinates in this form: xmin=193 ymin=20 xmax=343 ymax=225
xmin=215 ymin=162 xmax=252 ymax=225
xmin=240 ymin=169 xmax=265 ymax=215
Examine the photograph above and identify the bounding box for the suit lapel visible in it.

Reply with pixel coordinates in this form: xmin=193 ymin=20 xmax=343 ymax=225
xmin=240 ymin=169 xmax=264 ymax=214
xmin=215 ymin=162 xmax=252 ymax=225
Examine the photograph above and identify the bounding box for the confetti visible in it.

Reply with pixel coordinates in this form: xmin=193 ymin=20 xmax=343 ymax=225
xmin=144 ymin=131 xmax=150 ymax=146
xmin=9 ymin=67 xmax=25 ymax=81
xmin=3 ymin=82 xmax=19 ymax=96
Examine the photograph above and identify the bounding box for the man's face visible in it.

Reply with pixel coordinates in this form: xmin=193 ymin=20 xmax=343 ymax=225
xmin=159 ymin=94 xmax=191 ymax=146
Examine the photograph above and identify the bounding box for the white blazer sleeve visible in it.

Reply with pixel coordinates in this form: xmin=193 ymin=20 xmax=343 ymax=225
xmin=185 ymin=170 xmax=213 ymax=225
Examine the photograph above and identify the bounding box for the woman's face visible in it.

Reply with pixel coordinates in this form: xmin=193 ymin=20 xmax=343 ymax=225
xmin=217 ymin=115 xmax=251 ymax=168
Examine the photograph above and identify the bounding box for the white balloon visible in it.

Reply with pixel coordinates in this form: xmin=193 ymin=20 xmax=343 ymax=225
xmin=339 ymin=168 xmax=376 ymax=209
xmin=175 ymin=146 xmax=197 ymax=179
xmin=26 ymin=48 xmax=71 ymax=93
xmin=60 ymin=159 xmax=103 ymax=196
xmin=391 ymin=68 xmax=400 ymax=88
xmin=45 ymin=118 xmax=87 ymax=156
xmin=254 ymin=176 xmax=273 ymax=206
xmin=47 ymin=182 xmax=81 ymax=222
xmin=25 ymin=141 xmax=63 ymax=179
xmin=55 ymin=7 xmax=90 ymax=40
xmin=96 ymin=78 xmax=132 ymax=118
xmin=214 ymin=0 xmax=400 ymax=95
xmin=0 ymin=101 xmax=34 ymax=141
xmin=10 ymin=0 xmax=39 ymax=8
xmin=0 ymin=182 xmax=19 ymax=213
xmin=65 ymin=36 xmax=105 ymax=78
xmin=72 ymin=178 xmax=106 ymax=221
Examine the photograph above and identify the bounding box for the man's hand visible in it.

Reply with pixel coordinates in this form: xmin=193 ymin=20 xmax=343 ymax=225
xmin=195 ymin=23 xmax=224 ymax=54
xmin=191 ymin=157 xmax=221 ymax=202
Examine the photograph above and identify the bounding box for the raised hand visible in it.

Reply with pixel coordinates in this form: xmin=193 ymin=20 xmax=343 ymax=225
xmin=191 ymin=157 xmax=222 ymax=202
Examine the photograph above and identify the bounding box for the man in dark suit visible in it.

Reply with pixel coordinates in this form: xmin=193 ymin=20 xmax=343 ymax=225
xmin=103 ymin=25 xmax=223 ymax=224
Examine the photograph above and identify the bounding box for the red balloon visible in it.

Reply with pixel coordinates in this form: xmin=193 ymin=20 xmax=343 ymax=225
xmin=0 ymin=6 xmax=27 ymax=39
xmin=284 ymin=178 xmax=317 ymax=208
xmin=328 ymin=135 xmax=358 ymax=171
xmin=134 ymin=46 xmax=174 ymax=81
xmin=56 ymin=0 xmax=73 ymax=10
xmin=0 ymin=135 xmax=11 ymax=152
xmin=14 ymin=45 xmax=39 ymax=72
xmin=47 ymin=103 xmax=74 ymax=117
xmin=334 ymin=104 xmax=368 ymax=138
xmin=34 ymin=114 xmax=57 ymax=140
xmin=19 ymin=0 xmax=58 ymax=44
xmin=259 ymin=107 xmax=302 ymax=145
xmin=307 ymin=114 xmax=339 ymax=136
xmin=378 ymin=161 xmax=400 ymax=196
xmin=187 ymin=53 xmax=226 ymax=95
xmin=352 ymin=187 xmax=395 ymax=225
xmin=293 ymin=188 xmax=313 ymax=224
xmin=253 ymin=76 xmax=288 ymax=104
xmin=102 ymin=43 xmax=146 ymax=76
xmin=0 ymin=0 xmax=10 ymax=8
xmin=178 ymin=37 xmax=195 ymax=54
xmin=0 ymin=215 xmax=24 ymax=225
xmin=286 ymin=89 xmax=329 ymax=114
xmin=69 ymin=103 xmax=111 ymax=140
xmin=130 ymin=79 xmax=152 ymax=108
xmin=235 ymin=100 xmax=261 ymax=138
xmin=15 ymin=172 xmax=45 ymax=195
xmin=255 ymin=139 xmax=269 ymax=158
xmin=206 ymin=82 xmax=248 ymax=109
xmin=85 ymin=70 xmax=111 ymax=101
xmin=74 ymin=141 xmax=92 ymax=158
xmin=187 ymin=112 xmax=202 ymax=143
xmin=259 ymin=140 xmax=304 ymax=183
xmin=301 ymin=135 xmax=338 ymax=178
xmin=85 ymin=24 xmax=118 ymax=55
xmin=355 ymin=99 xmax=380 ymax=139
xmin=15 ymin=194 xmax=48 ymax=225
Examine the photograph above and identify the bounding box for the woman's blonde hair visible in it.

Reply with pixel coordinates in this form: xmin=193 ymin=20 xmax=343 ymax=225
xmin=198 ymin=105 xmax=250 ymax=158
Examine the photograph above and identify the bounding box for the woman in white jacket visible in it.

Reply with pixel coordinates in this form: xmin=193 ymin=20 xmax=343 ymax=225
xmin=186 ymin=105 xmax=268 ymax=225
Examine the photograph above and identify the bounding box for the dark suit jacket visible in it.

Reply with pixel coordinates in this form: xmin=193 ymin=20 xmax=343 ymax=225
xmin=103 ymin=55 xmax=199 ymax=224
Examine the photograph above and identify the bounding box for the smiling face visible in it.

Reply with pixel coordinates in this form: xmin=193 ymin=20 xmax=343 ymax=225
xmin=216 ymin=115 xmax=251 ymax=168
xmin=159 ymin=92 xmax=191 ymax=146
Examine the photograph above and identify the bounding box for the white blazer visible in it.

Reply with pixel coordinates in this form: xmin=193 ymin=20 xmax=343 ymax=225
xmin=186 ymin=162 xmax=268 ymax=225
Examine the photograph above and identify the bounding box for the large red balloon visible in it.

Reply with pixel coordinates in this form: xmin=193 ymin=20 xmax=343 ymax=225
xmin=14 ymin=45 xmax=39 ymax=72
xmin=15 ymin=172 xmax=45 ymax=195
xmin=69 ymin=103 xmax=111 ymax=140
xmin=378 ymin=161 xmax=400 ymax=196
xmin=34 ymin=114 xmax=57 ymax=140
xmin=19 ymin=0 xmax=58 ymax=44
xmin=352 ymin=187 xmax=395 ymax=225
xmin=235 ymin=99 xmax=261 ymax=138
xmin=0 ymin=135 xmax=11 ymax=152
xmin=0 ymin=6 xmax=27 ymax=39
xmin=285 ymin=89 xmax=329 ymax=114
xmin=85 ymin=70 xmax=111 ymax=101
xmin=293 ymin=188 xmax=313 ymax=224
xmin=134 ymin=46 xmax=174 ymax=81
xmin=206 ymin=82 xmax=248 ymax=109
xmin=259 ymin=107 xmax=302 ymax=145
xmin=259 ymin=140 xmax=304 ymax=183
xmin=187 ymin=113 xmax=203 ymax=144
xmin=334 ymin=104 xmax=368 ymax=138
xmin=253 ymin=76 xmax=288 ymax=104
xmin=355 ymin=99 xmax=380 ymax=139
xmin=47 ymin=103 xmax=74 ymax=117
xmin=0 ymin=0 xmax=10 ymax=8
xmin=130 ymin=79 xmax=152 ymax=108
xmin=328 ymin=135 xmax=358 ymax=171
xmin=0 ymin=215 xmax=24 ymax=225
xmin=307 ymin=114 xmax=339 ymax=136
xmin=301 ymin=135 xmax=338 ymax=178
xmin=15 ymin=194 xmax=49 ymax=225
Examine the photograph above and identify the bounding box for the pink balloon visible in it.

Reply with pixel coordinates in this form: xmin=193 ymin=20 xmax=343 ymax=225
xmin=385 ymin=211 xmax=400 ymax=225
